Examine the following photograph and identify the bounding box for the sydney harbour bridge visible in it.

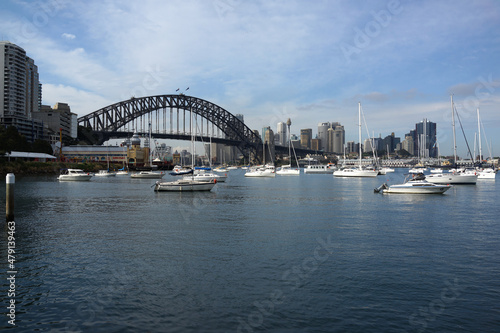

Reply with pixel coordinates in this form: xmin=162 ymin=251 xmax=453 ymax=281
xmin=77 ymin=94 xmax=314 ymax=163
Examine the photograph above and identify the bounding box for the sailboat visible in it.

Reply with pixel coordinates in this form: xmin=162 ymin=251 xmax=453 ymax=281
xmin=154 ymin=110 xmax=217 ymax=191
xmin=475 ymin=108 xmax=497 ymax=180
xmin=131 ymin=125 xmax=165 ymax=179
xmin=426 ymin=95 xmax=477 ymax=184
xmin=94 ymin=148 xmax=116 ymax=177
xmin=277 ymin=118 xmax=300 ymax=176
xmin=245 ymin=132 xmax=276 ymax=177
xmin=333 ymin=103 xmax=378 ymax=177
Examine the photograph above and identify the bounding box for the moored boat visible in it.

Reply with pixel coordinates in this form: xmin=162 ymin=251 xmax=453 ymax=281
xmin=375 ymin=173 xmax=452 ymax=194
xmin=58 ymin=169 xmax=93 ymax=181
xmin=131 ymin=171 xmax=166 ymax=179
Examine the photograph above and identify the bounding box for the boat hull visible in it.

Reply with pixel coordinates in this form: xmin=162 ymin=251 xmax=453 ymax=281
xmin=131 ymin=172 xmax=165 ymax=179
xmin=154 ymin=180 xmax=216 ymax=191
xmin=383 ymin=185 xmax=451 ymax=194
xmin=333 ymin=169 xmax=378 ymax=177
xmin=426 ymin=173 xmax=477 ymax=184
xmin=244 ymin=170 xmax=275 ymax=177
xmin=58 ymin=175 xmax=92 ymax=181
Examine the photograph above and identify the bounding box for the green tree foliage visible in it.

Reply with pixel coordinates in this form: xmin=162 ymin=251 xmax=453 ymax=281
xmin=0 ymin=126 xmax=54 ymax=155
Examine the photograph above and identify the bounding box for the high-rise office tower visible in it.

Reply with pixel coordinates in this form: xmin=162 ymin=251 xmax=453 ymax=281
xmin=0 ymin=41 xmax=44 ymax=140
xmin=277 ymin=121 xmax=287 ymax=146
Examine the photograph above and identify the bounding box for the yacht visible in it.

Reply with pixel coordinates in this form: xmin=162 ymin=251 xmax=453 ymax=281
xmin=184 ymin=169 xmax=227 ymax=182
xmin=244 ymin=164 xmax=276 ymax=177
xmin=131 ymin=171 xmax=166 ymax=179
xmin=426 ymin=168 xmax=477 ymax=184
xmin=58 ymin=169 xmax=93 ymax=181
xmin=154 ymin=178 xmax=216 ymax=191
xmin=477 ymin=167 xmax=496 ymax=180
xmin=375 ymin=173 xmax=452 ymax=194
xmin=333 ymin=103 xmax=379 ymax=178
xmin=304 ymin=164 xmax=335 ymax=174
xmin=170 ymin=165 xmax=193 ymax=176
xmin=276 ymin=164 xmax=300 ymax=176
xmin=94 ymin=170 xmax=116 ymax=177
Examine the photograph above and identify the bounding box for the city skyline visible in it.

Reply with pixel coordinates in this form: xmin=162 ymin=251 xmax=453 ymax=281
xmin=1 ymin=0 xmax=499 ymax=157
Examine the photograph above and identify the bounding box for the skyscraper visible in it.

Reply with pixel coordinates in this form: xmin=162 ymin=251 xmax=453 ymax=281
xmin=300 ymin=128 xmax=312 ymax=149
xmin=277 ymin=121 xmax=287 ymax=146
xmin=0 ymin=41 xmax=44 ymax=141
xmin=317 ymin=122 xmax=331 ymax=151
xmin=414 ymin=119 xmax=437 ymax=158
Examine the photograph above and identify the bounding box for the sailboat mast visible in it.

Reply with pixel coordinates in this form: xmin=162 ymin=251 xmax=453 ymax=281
xmin=451 ymin=95 xmax=457 ymax=165
xmin=477 ymin=108 xmax=482 ymax=162
xmin=358 ymin=102 xmax=362 ymax=169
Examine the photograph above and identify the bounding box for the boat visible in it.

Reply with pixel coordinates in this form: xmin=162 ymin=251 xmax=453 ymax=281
xmin=170 ymin=165 xmax=193 ymax=176
xmin=184 ymin=169 xmax=227 ymax=182
xmin=131 ymin=171 xmax=166 ymax=179
xmin=276 ymin=164 xmax=300 ymax=175
xmin=426 ymin=96 xmax=477 ymax=185
xmin=304 ymin=164 xmax=335 ymax=174
xmin=94 ymin=169 xmax=116 ymax=177
xmin=430 ymin=168 xmax=444 ymax=174
xmin=154 ymin=107 xmax=217 ymax=192
xmin=474 ymin=108 xmax=496 ymax=180
xmin=213 ymin=167 xmax=228 ymax=173
xmin=409 ymin=167 xmax=427 ymax=174
xmin=426 ymin=168 xmax=477 ymax=184
xmin=379 ymin=167 xmax=395 ymax=174
xmin=227 ymin=166 xmax=239 ymax=170
xmin=154 ymin=178 xmax=216 ymax=191
xmin=276 ymin=118 xmax=300 ymax=176
xmin=58 ymin=168 xmax=93 ymax=181
xmin=334 ymin=103 xmax=379 ymax=178
xmin=116 ymin=169 xmax=129 ymax=175
xmin=244 ymin=164 xmax=276 ymax=177
xmin=477 ymin=167 xmax=497 ymax=179
xmin=375 ymin=173 xmax=452 ymax=194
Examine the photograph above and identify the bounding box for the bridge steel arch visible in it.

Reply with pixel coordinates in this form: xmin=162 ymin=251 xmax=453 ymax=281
xmin=78 ymin=95 xmax=264 ymax=162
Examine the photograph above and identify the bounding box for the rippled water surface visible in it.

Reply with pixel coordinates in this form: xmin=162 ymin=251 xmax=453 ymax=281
xmin=1 ymin=170 xmax=499 ymax=332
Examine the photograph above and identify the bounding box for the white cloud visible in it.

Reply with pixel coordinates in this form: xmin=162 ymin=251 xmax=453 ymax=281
xmin=61 ymin=32 xmax=76 ymax=40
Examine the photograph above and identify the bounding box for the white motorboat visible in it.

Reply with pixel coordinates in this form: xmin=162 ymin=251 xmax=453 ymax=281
xmin=227 ymin=166 xmax=239 ymax=170
xmin=276 ymin=164 xmax=300 ymax=175
xmin=58 ymin=169 xmax=93 ymax=181
xmin=304 ymin=164 xmax=335 ymax=174
xmin=430 ymin=168 xmax=444 ymax=174
xmin=379 ymin=167 xmax=395 ymax=174
xmin=170 ymin=165 xmax=193 ymax=176
xmin=477 ymin=167 xmax=496 ymax=179
xmin=375 ymin=173 xmax=452 ymax=194
xmin=154 ymin=178 xmax=216 ymax=191
xmin=426 ymin=169 xmax=477 ymax=184
xmin=116 ymin=170 xmax=129 ymax=176
xmin=213 ymin=167 xmax=228 ymax=173
xmin=94 ymin=170 xmax=116 ymax=177
xmin=131 ymin=171 xmax=166 ymax=179
xmin=184 ymin=170 xmax=227 ymax=182
xmin=409 ymin=167 xmax=428 ymax=174
xmin=333 ymin=103 xmax=379 ymax=178
xmin=334 ymin=167 xmax=378 ymax=177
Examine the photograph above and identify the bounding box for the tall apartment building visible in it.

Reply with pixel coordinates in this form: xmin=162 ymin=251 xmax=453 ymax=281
xmin=0 ymin=41 xmax=44 ymax=141
xmin=300 ymin=128 xmax=312 ymax=149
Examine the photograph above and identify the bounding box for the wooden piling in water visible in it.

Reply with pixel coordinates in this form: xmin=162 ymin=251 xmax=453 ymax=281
xmin=6 ymin=173 xmax=14 ymax=222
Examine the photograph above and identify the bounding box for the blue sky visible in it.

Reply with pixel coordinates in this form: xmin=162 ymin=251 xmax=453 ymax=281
xmin=1 ymin=0 xmax=500 ymax=157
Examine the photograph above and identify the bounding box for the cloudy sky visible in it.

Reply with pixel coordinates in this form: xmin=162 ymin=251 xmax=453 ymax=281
xmin=1 ymin=0 xmax=499 ymax=157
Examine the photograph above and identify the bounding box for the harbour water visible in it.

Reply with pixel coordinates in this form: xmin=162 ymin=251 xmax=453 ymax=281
xmin=1 ymin=170 xmax=499 ymax=332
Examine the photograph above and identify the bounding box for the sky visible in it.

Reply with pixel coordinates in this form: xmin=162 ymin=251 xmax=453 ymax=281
xmin=1 ymin=0 xmax=500 ymax=157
